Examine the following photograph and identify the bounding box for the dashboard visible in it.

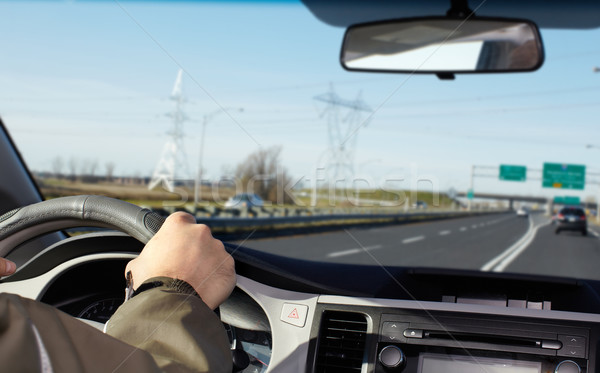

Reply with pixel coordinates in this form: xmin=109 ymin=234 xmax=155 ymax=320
xmin=2 ymin=232 xmax=600 ymax=373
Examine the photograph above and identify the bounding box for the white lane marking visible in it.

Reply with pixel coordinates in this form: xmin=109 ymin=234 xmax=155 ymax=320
xmin=479 ymin=223 xmax=485 ymax=227
xmin=328 ymin=248 xmax=360 ymax=257
xmin=484 ymin=215 xmax=514 ymax=226
xmin=327 ymin=245 xmax=382 ymax=258
xmin=589 ymin=229 xmax=600 ymax=238
xmin=402 ymin=235 xmax=425 ymax=244
xmin=439 ymin=230 xmax=451 ymax=236
xmin=481 ymin=215 xmax=551 ymax=272
xmin=471 ymin=224 xmax=478 ymax=229
xmin=459 ymin=227 xmax=467 ymax=232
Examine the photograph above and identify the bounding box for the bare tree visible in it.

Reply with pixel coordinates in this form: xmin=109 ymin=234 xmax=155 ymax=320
xmin=68 ymin=157 xmax=78 ymax=181
xmin=80 ymin=159 xmax=91 ymax=177
xmin=51 ymin=156 xmax=64 ymax=178
xmin=235 ymin=146 xmax=297 ymax=205
xmin=105 ymin=162 xmax=116 ymax=182
xmin=89 ymin=159 xmax=98 ymax=177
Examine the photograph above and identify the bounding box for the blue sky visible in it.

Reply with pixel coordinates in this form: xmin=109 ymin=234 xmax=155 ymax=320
xmin=1 ymin=1 xmax=600 ymax=200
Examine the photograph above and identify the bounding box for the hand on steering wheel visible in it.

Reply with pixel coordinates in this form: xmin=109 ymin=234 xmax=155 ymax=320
xmin=126 ymin=212 xmax=236 ymax=310
xmin=0 ymin=195 xmax=235 ymax=309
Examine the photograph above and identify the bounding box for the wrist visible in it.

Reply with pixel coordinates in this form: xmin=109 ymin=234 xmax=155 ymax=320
xmin=131 ymin=277 xmax=199 ymax=299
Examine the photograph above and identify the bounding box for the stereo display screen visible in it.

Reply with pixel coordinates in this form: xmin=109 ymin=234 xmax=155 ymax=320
xmin=418 ymin=353 xmax=542 ymax=373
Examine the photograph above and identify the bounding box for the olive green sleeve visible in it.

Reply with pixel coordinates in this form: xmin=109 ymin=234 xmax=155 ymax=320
xmin=0 ymin=293 xmax=161 ymax=373
xmin=105 ymin=277 xmax=232 ymax=373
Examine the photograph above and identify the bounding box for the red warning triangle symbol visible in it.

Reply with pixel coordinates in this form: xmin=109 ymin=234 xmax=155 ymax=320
xmin=288 ymin=308 xmax=300 ymax=319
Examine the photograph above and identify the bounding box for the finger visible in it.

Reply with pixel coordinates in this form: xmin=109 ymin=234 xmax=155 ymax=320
xmin=0 ymin=258 xmax=16 ymax=276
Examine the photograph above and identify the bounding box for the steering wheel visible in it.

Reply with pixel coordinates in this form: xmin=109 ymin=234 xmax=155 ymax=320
xmin=0 ymin=195 xmax=165 ymax=258
xmin=0 ymin=195 xmax=251 ymax=371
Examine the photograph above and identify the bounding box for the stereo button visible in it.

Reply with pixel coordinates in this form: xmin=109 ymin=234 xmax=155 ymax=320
xmin=559 ymin=335 xmax=586 ymax=347
xmin=403 ymin=328 xmax=423 ymax=339
xmin=541 ymin=340 xmax=562 ymax=350
xmin=558 ymin=346 xmax=585 ymax=358
xmin=381 ymin=322 xmax=408 ymax=342
xmin=379 ymin=346 xmax=405 ymax=369
xmin=555 ymin=360 xmax=581 ymax=373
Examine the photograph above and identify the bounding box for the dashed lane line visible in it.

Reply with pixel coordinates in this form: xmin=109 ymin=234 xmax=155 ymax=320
xmin=327 ymin=245 xmax=382 ymax=258
xmin=327 ymin=214 xmax=518 ymax=259
xmin=402 ymin=235 xmax=425 ymax=244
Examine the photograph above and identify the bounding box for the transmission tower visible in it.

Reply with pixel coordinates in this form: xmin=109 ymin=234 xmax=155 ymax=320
xmin=314 ymin=84 xmax=372 ymax=185
xmin=148 ymin=69 xmax=192 ymax=192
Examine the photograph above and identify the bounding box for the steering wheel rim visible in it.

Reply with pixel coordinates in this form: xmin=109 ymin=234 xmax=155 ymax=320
xmin=0 ymin=195 xmax=165 ymax=258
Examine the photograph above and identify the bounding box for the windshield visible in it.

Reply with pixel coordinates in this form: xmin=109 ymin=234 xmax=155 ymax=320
xmin=2 ymin=1 xmax=600 ymax=281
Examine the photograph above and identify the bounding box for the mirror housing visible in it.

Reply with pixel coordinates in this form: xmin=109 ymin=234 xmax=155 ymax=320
xmin=341 ymin=17 xmax=544 ymax=75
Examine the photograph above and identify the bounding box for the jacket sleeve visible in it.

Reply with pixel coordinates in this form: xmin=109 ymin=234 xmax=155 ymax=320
xmin=105 ymin=277 xmax=233 ymax=373
xmin=0 ymin=293 xmax=162 ymax=373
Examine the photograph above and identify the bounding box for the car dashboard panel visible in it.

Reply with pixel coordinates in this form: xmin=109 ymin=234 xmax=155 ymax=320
xmin=3 ymin=235 xmax=600 ymax=373
xmin=35 ymin=264 xmax=600 ymax=373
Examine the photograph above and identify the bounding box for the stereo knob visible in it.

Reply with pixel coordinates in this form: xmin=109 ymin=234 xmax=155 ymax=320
xmin=555 ymin=360 xmax=581 ymax=373
xmin=378 ymin=345 xmax=405 ymax=369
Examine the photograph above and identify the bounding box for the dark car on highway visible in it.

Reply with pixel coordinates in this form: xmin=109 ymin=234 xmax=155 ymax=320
xmin=555 ymin=206 xmax=587 ymax=235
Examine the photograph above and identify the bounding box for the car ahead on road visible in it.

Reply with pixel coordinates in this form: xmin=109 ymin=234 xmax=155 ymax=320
xmin=3 ymin=1 xmax=600 ymax=373
xmin=413 ymin=200 xmax=428 ymax=209
xmin=224 ymin=193 xmax=264 ymax=210
xmin=516 ymin=206 xmax=529 ymax=217
xmin=555 ymin=206 xmax=587 ymax=235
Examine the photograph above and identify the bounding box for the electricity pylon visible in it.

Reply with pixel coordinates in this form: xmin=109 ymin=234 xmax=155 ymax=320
xmin=148 ymin=69 xmax=192 ymax=192
xmin=314 ymin=84 xmax=372 ymax=185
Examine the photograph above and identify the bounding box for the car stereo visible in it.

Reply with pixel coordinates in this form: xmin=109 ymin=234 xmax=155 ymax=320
xmin=375 ymin=312 xmax=590 ymax=373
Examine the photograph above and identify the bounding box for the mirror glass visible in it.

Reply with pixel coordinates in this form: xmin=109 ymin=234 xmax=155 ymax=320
xmin=341 ymin=18 xmax=543 ymax=73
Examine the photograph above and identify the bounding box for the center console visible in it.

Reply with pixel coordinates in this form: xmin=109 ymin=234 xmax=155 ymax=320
xmin=309 ymin=301 xmax=600 ymax=373
xmin=376 ymin=311 xmax=591 ymax=372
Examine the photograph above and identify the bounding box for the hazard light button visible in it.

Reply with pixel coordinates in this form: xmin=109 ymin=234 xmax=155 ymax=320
xmin=280 ymin=303 xmax=309 ymax=327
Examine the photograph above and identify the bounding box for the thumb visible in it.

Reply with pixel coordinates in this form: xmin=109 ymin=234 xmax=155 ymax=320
xmin=0 ymin=258 xmax=16 ymax=276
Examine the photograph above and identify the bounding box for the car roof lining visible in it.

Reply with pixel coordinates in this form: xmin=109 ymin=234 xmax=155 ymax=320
xmin=302 ymin=0 xmax=600 ymax=30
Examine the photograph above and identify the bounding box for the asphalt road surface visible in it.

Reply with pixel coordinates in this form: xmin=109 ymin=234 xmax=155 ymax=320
xmin=235 ymin=212 xmax=600 ymax=281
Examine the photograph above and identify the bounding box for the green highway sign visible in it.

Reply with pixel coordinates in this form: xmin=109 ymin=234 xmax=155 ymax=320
xmin=499 ymin=164 xmax=526 ymax=181
xmin=553 ymin=196 xmax=580 ymax=205
xmin=467 ymin=189 xmax=474 ymax=200
xmin=542 ymin=163 xmax=586 ymax=190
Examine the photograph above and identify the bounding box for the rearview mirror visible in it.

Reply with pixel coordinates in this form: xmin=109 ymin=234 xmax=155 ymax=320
xmin=341 ymin=17 xmax=544 ymax=74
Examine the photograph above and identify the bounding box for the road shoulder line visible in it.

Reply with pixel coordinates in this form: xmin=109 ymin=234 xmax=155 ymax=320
xmin=481 ymin=215 xmax=550 ymax=272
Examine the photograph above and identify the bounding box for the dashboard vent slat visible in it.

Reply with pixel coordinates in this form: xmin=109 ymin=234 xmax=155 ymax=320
xmin=315 ymin=311 xmax=368 ymax=373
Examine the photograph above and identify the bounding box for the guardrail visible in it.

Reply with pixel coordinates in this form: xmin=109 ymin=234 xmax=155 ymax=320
xmin=191 ymin=209 xmax=509 ymax=240
xmin=66 ymin=207 xmax=510 ymax=240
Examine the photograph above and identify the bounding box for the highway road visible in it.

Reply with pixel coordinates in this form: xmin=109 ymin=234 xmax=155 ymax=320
xmin=234 ymin=212 xmax=600 ymax=281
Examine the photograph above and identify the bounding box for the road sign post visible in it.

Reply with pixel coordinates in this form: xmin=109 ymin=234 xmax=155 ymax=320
xmin=542 ymin=163 xmax=585 ymax=190
xmin=499 ymin=165 xmax=526 ymax=181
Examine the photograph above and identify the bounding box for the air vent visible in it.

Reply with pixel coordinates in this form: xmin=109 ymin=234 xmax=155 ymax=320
xmin=315 ymin=311 xmax=368 ymax=373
